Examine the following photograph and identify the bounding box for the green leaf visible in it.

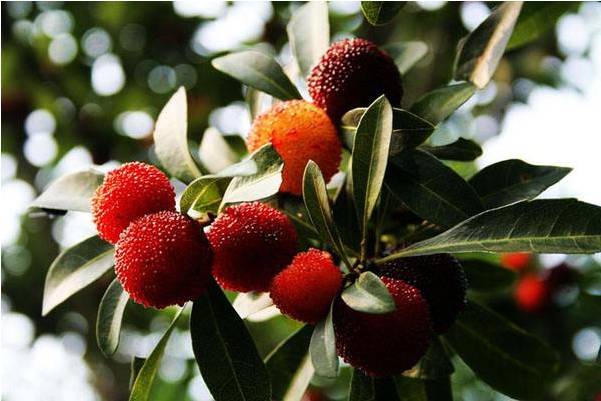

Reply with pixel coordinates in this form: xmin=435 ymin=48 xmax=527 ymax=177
xmin=454 ymin=2 xmax=523 ymax=89
xmin=265 ymin=325 xmax=314 ymax=401
xmin=220 ymin=144 xmax=284 ymax=206
xmin=460 ymin=258 xmax=516 ymax=292
xmin=153 ymin=87 xmax=202 ymax=183
xmin=42 ymin=235 xmax=114 ymax=316
xmin=96 ymin=278 xmax=129 ymax=357
xmin=421 ymin=138 xmax=482 ymax=161
xmin=361 ymin=1 xmax=405 ymax=26
xmin=287 ymin=1 xmax=329 ymax=77
xmin=341 ymin=108 xmax=435 ymax=155
xmin=403 ymin=337 xmax=453 ymax=380
xmin=341 ymin=271 xmax=396 ymax=314
xmin=378 ymin=199 xmax=601 ymax=262
xmin=246 ymin=86 xmax=275 ymax=120
xmin=31 ymin=169 xmax=104 ymax=213
xmin=310 ymin=303 xmax=338 ymax=378
xmin=191 ymin=282 xmax=271 ymax=401
xmin=444 ymin=300 xmax=559 ymax=399
xmin=180 ymin=176 xmax=230 ymax=217
xmin=383 ymin=41 xmax=429 ymax=75
xmin=232 ymin=292 xmax=274 ymax=320
xmin=507 ymin=2 xmax=577 ymax=50
xmin=212 ymin=50 xmax=302 ymax=100
xmin=385 ymin=149 xmax=483 ymax=229
xmin=130 ymin=308 xmax=184 ymax=401
xmin=351 ymin=96 xmax=393 ymax=244
xmin=394 ymin=376 xmax=453 ymax=401
xmin=469 ymin=159 xmax=571 ymax=209
xmin=129 ymin=356 xmax=146 ymax=390
xmin=410 ymin=82 xmax=476 ymax=125
xmin=303 ymin=161 xmax=350 ymax=266
xmin=198 ymin=127 xmax=239 ymax=174
xmin=350 ymin=371 xmax=402 ymax=401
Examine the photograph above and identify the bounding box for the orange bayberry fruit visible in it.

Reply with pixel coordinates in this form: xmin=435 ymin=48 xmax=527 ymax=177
xmin=308 ymin=38 xmax=402 ymax=121
xmin=92 ymin=162 xmax=175 ymax=244
xmin=333 ymin=276 xmax=432 ymax=377
xmin=270 ymin=249 xmax=342 ymax=324
xmin=500 ymin=252 xmax=531 ymax=271
xmin=115 ymin=211 xmax=213 ymax=309
xmin=246 ymin=100 xmax=341 ymax=195
xmin=207 ymin=202 xmax=298 ymax=292
xmin=514 ymin=274 xmax=550 ymax=312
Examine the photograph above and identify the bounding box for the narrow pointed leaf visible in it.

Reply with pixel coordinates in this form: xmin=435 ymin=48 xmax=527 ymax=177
xmin=378 ymin=199 xmax=601 ymax=262
xmin=265 ymin=325 xmax=314 ymax=401
xmin=153 ymin=87 xmax=202 ymax=183
xmin=349 ymin=370 xmax=375 ymax=401
xmin=421 ymin=138 xmax=482 ymax=161
xmin=129 ymin=356 xmax=146 ymax=390
xmin=246 ymin=87 xmax=275 ymax=120
xmin=180 ymin=176 xmax=230 ymax=217
xmin=352 ymin=96 xmax=393 ymax=238
xmin=341 ymin=271 xmax=395 ymax=314
xmin=212 ymin=51 xmax=302 ymax=100
xmin=410 ymin=82 xmax=476 ymax=125
xmin=469 ymin=159 xmax=571 ymax=209
xmin=383 ymin=41 xmax=428 ymax=75
xmin=199 ymin=127 xmax=239 ymax=174
xmin=232 ymin=292 xmax=274 ymax=320
xmin=97 ymin=278 xmax=129 ymax=356
xmin=191 ymin=282 xmax=271 ymax=401
xmin=310 ymin=303 xmax=338 ymax=378
xmin=31 ymin=169 xmax=104 ymax=213
xmin=403 ymin=337 xmax=453 ymax=380
xmin=43 ymin=235 xmax=114 ymax=316
xmin=454 ymin=2 xmax=523 ymax=89
xmin=287 ymin=1 xmax=329 ymax=77
xmin=361 ymin=1 xmax=405 ymax=26
xmin=460 ymin=259 xmax=516 ymax=292
xmin=129 ymin=308 xmax=184 ymax=401
xmin=444 ymin=300 xmax=558 ymax=399
xmin=385 ymin=149 xmax=483 ymax=229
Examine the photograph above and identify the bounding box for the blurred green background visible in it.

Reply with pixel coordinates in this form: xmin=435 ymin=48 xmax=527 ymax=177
xmin=2 ymin=2 xmax=600 ymax=401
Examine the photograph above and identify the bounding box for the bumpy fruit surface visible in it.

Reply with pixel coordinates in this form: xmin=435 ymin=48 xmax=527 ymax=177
xmin=92 ymin=162 xmax=175 ymax=244
xmin=270 ymin=249 xmax=342 ymax=324
xmin=514 ymin=274 xmax=550 ymax=312
xmin=333 ymin=276 xmax=432 ymax=377
xmin=207 ymin=202 xmax=298 ymax=292
xmin=500 ymin=252 xmax=531 ymax=271
xmin=308 ymin=38 xmax=402 ymax=121
xmin=115 ymin=211 xmax=212 ymax=309
xmin=246 ymin=100 xmax=341 ymax=195
xmin=380 ymin=254 xmax=467 ymax=333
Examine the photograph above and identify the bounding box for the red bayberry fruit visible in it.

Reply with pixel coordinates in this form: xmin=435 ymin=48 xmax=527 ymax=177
xmin=115 ymin=211 xmax=213 ymax=309
xmin=500 ymin=252 xmax=531 ymax=271
xmin=270 ymin=249 xmax=342 ymax=324
xmin=333 ymin=276 xmax=432 ymax=377
xmin=207 ymin=202 xmax=298 ymax=292
xmin=246 ymin=100 xmax=341 ymax=195
xmin=92 ymin=162 xmax=175 ymax=244
xmin=514 ymin=274 xmax=550 ymax=312
xmin=308 ymin=38 xmax=403 ymax=121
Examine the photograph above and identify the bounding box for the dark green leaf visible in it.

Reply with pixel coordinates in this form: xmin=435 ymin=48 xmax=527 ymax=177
xmin=341 ymin=108 xmax=434 ymax=155
xmin=507 ymin=2 xmax=577 ymax=50
xmin=469 ymin=159 xmax=571 ymax=209
xmin=383 ymin=41 xmax=429 ymax=75
xmin=287 ymin=1 xmax=329 ymax=77
xmin=341 ymin=271 xmax=396 ymax=314
xmin=31 ymin=169 xmax=104 ymax=213
xmin=421 ymin=138 xmax=482 ymax=161
xmin=232 ymin=292 xmax=274 ymax=320
xmin=349 ymin=369 xmax=375 ymax=401
xmin=97 ymin=278 xmax=129 ymax=357
xmin=310 ymin=303 xmax=338 ymax=378
xmin=191 ymin=282 xmax=271 ymax=401
xmin=394 ymin=376 xmax=453 ymax=401
xmin=43 ymin=235 xmax=114 ymax=316
xmin=410 ymin=83 xmax=476 ymax=125
xmin=460 ymin=259 xmax=516 ymax=292
xmin=212 ymin=51 xmax=302 ymax=100
xmin=378 ymin=199 xmax=601 ymax=261
xmin=385 ymin=149 xmax=483 ymax=229
xmin=454 ymin=2 xmax=523 ymax=88
xmin=130 ymin=308 xmax=184 ymax=401
xmin=403 ymin=337 xmax=453 ymax=380
xmin=352 ymin=96 xmax=393 ymax=241
xmin=265 ymin=325 xmax=314 ymax=401
xmin=129 ymin=356 xmax=146 ymax=391
xmin=361 ymin=1 xmax=405 ymax=26
xmin=180 ymin=176 xmax=230 ymax=217
xmin=153 ymin=87 xmax=202 ymax=183
xmin=198 ymin=127 xmax=239 ymax=174
xmin=444 ymin=300 xmax=559 ymax=399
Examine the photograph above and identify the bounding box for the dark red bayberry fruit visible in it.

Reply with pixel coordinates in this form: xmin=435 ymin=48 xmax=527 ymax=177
xmin=92 ymin=162 xmax=175 ymax=244
xmin=207 ymin=202 xmax=298 ymax=292
xmin=308 ymin=38 xmax=402 ymax=121
xmin=380 ymin=254 xmax=467 ymax=333
xmin=333 ymin=276 xmax=432 ymax=377
xmin=115 ymin=211 xmax=213 ymax=309
xmin=270 ymin=249 xmax=342 ymax=324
